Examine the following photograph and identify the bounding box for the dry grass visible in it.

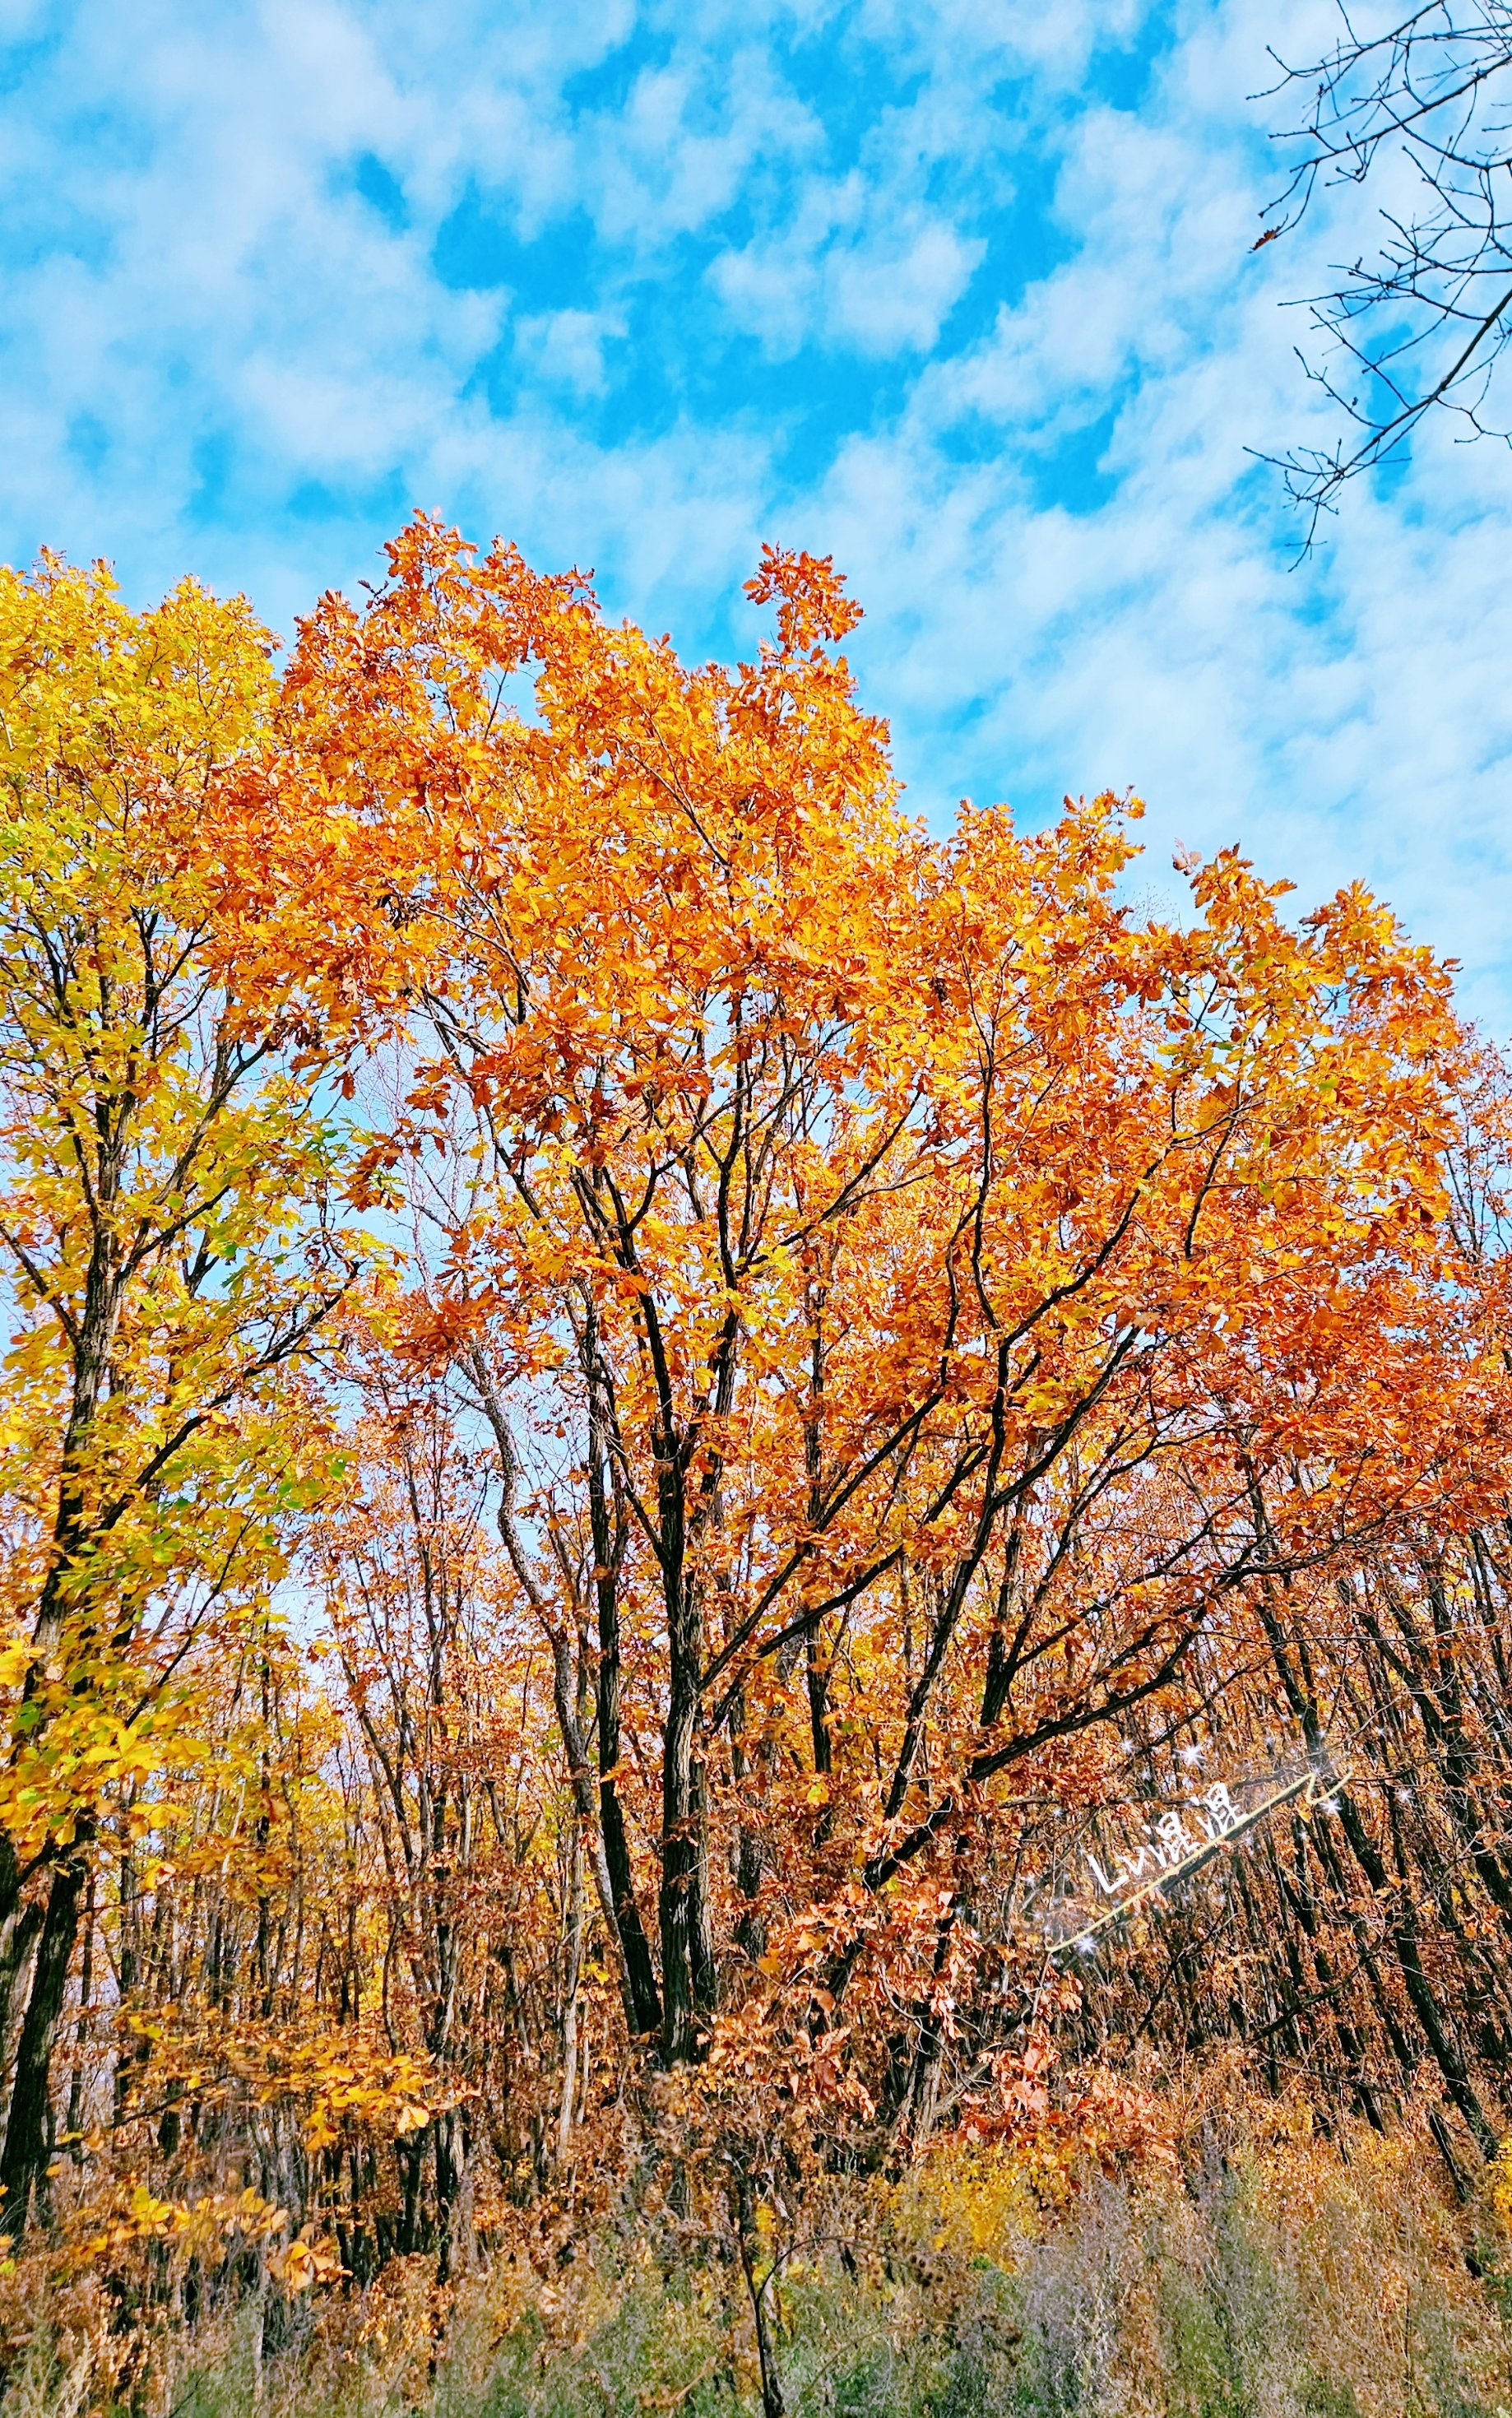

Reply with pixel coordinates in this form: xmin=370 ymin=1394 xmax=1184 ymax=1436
xmin=8 ymin=2098 xmax=1512 ymax=2418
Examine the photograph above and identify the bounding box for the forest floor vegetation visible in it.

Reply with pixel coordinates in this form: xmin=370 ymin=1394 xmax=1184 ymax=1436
xmin=11 ymin=2095 xmax=1512 ymax=2418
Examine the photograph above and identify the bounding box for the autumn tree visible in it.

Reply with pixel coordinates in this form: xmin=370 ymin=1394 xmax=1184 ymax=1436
xmin=0 ymin=558 xmax=358 ymax=2233
xmin=274 ymin=520 xmax=1512 ymax=2148
xmin=4 ymin=527 xmax=1512 ymax=2415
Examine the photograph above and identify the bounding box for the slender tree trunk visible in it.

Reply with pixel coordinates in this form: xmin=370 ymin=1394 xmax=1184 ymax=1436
xmin=730 ymin=1689 xmax=768 ymax=1964
xmin=658 ymin=1421 xmax=714 ymax=2064
xmin=0 ymin=1850 xmax=86 ymax=2235
xmin=593 ymin=1574 xmax=661 ymax=2033
xmin=583 ymin=1323 xmax=662 ymax=2038
xmin=0 ymin=1839 xmax=24 ymax=1978
xmin=0 ymin=1896 xmax=44 ymax=2126
xmin=804 ymin=1306 xmax=833 ymax=1793
xmin=658 ymin=1713 xmax=717 ymax=2066
xmin=434 ymin=2110 xmax=461 ymax=2286
xmin=661 ymin=1669 xmax=703 ymax=2066
xmin=736 ymin=2169 xmax=786 ymax=2418
xmin=65 ymin=1868 xmax=95 ymax=2156
xmin=558 ymin=1818 xmax=584 ymax=2170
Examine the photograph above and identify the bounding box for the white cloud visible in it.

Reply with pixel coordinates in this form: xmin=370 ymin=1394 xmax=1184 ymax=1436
xmin=711 ymin=181 xmax=983 ymax=358
xmin=513 ymin=307 xmax=625 ymax=397
xmin=854 ymin=0 xmax=1147 ymax=83
xmin=1 ymin=0 xmax=1510 ymax=1033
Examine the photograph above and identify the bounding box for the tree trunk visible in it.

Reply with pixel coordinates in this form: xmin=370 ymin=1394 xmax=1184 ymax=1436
xmin=658 ymin=1437 xmax=714 ymax=2065
xmin=558 ymin=1817 xmax=584 ymax=2170
xmin=0 ymin=1852 xmax=86 ymax=2235
xmin=661 ymin=1671 xmax=704 ymax=2066
xmin=736 ymin=2169 xmax=786 ymax=2418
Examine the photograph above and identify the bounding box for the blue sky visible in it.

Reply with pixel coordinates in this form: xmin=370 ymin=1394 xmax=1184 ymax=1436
xmin=3 ymin=0 xmax=1510 ymax=1026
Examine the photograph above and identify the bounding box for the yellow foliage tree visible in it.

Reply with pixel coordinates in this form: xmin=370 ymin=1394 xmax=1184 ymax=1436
xmin=0 ymin=557 xmax=358 ymax=2232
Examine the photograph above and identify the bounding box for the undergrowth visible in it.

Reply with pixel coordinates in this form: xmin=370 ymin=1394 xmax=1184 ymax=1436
xmin=9 ymin=2106 xmax=1512 ymax=2418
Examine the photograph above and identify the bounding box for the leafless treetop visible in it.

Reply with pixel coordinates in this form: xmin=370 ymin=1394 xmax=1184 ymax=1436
xmin=1262 ymin=4 xmax=1512 ymax=532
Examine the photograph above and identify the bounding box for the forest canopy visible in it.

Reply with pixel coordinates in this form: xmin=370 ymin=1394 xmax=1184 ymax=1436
xmin=3 ymin=522 xmax=1512 ymax=2409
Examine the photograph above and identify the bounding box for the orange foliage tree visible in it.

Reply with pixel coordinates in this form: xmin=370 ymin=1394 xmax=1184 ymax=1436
xmin=265 ymin=520 xmax=1510 ymax=2119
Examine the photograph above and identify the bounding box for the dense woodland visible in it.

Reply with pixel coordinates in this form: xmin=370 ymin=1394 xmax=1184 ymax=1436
xmin=6 ymin=526 xmax=1512 ymax=2411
